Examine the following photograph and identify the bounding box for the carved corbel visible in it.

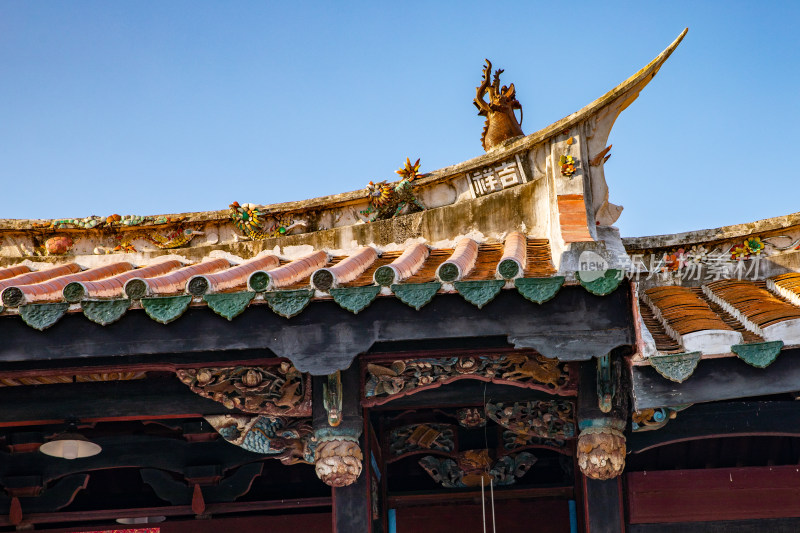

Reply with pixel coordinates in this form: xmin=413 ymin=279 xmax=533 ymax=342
xmin=577 ymin=419 xmax=626 ymax=480
xmin=313 ymin=426 xmax=363 ymax=487
xmin=312 ymin=367 xmax=363 ymax=487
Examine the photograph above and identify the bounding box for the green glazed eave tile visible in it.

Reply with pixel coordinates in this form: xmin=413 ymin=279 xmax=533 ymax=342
xmin=731 ymin=341 xmax=784 ymax=368
xmin=82 ymin=299 xmax=130 ymax=326
xmin=514 ymin=277 xmax=565 ymax=304
xmin=330 ymin=285 xmax=381 ymax=314
xmin=19 ymin=302 xmax=69 ymax=331
xmin=391 ymin=282 xmax=441 ymax=310
xmin=204 ymin=291 xmax=255 ymax=321
xmin=141 ymin=295 xmax=192 ymax=325
xmin=263 ymin=289 xmax=314 ymax=319
xmin=576 ymin=269 xmax=623 ymax=296
xmin=648 ymin=352 xmax=701 ymax=383
xmin=453 ymin=280 xmax=505 ymax=309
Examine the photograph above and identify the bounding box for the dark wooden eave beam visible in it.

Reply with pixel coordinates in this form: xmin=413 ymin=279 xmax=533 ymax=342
xmin=0 ymin=288 xmax=633 ymax=375
xmin=631 ymin=348 xmax=800 ymax=410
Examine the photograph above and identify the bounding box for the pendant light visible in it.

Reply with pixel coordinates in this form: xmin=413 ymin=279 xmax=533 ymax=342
xmin=39 ymin=419 xmax=101 ymax=459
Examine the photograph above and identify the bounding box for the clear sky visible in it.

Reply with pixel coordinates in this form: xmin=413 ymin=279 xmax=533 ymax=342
xmin=1 ymin=1 xmax=798 ymax=236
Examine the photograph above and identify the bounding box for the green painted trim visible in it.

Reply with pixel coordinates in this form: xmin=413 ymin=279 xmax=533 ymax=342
xmin=732 ymin=341 xmax=784 ymax=368
xmin=391 ymin=282 xmax=441 ymax=310
xmin=514 ymin=277 xmax=565 ymax=304
xmin=19 ymin=303 xmax=69 ymax=331
xmin=648 ymin=352 xmax=701 ymax=383
xmin=453 ymin=280 xmax=505 ymax=309
xmin=82 ymin=299 xmax=130 ymax=326
xmin=330 ymin=285 xmax=381 ymax=314
xmin=576 ymin=269 xmax=623 ymax=296
xmin=263 ymin=289 xmax=314 ymax=318
xmin=437 ymin=263 xmax=459 ymax=282
xmin=373 ymin=265 xmax=396 ymax=287
xmin=204 ymin=292 xmax=255 ymax=321
xmin=62 ymin=282 xmax=86 ymax=304
xmin=497 ymin=259 xmax=520 ymax=280
xmin=141 ymin=295 xmax=192 ymax=325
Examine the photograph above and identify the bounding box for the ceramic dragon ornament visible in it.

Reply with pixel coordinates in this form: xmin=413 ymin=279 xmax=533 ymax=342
xmin=474 ymin=59 xmax=524 ymax=151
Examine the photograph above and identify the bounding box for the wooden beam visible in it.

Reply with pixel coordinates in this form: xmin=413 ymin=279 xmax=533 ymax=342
xmin=629 ymin=401 xmax=800 ymax=454
xmin=631 ymin=348 xmax=800 ymax=410
xmin=0 ymin=378 xmax=229 ymax=426
xmin=0 ymin=288 xmax=633 ymax=375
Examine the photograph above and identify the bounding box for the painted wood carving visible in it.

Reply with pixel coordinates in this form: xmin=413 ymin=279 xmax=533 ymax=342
xmin=419 ymin=450 xmax=536 ymax=488
xmin=176 ymin=363 xmax=311 ymax=416
xmin=363 ymin=353 xmax=574 ymax=406
xmin=205 ymin=414 xmax=315 ymax=465
xmin=486 ymin=400 xmax=575 ymax=450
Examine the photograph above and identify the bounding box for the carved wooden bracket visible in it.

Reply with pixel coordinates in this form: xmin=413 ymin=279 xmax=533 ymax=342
xmin=176 ymin=362 xmax=311 ymax=417
xmin=363 ymin=352 xmax=575 ymax=406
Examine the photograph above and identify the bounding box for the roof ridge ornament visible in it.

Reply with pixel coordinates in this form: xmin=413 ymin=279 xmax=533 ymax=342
xmin=474 ymin=59 xmax=524 ymax=151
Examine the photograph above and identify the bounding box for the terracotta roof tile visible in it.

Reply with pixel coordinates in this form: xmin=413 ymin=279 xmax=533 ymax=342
xmin=2 ymin=263 xmax=133 ymax=306
xmin=125 ymin=258 xmax=230 ymax=298
xmin=436 ymin=237 xmax=479 ymax=282
xmin=311 ymin=247 xmax=379 ymax=291
xmin=0 ymin=264 xmax=82 ymax=294
xmin=769 ymin=273 xmax=800 ymax=308
xmin=0 ymin=265 xmax=32 ymax=282
xmin=704 ymin=280 xmax=800 ymax=330
xmin=643 ymin=285 xmax=733 ymax=336
xmin=64 ymin=260 xmax=184 ymax=302
xmin=187 ymin=255 xmax=280 ymax=296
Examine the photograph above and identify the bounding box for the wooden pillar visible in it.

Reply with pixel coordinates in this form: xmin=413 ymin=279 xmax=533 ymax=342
xmin=577 ymin=355 xmax=627 ymax=533
xmin=313 ymin=364 xmax=370 ymax=533
xmin=332 ymin=465 xmax=370 ymax=532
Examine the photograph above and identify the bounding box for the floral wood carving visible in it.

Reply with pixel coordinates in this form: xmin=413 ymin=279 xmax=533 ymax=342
xmin=474 ymin=59 xmax=524 ymax=151
xmin=364 ymin=353 xmax=573 ymax=406
xmin=205 ymin=414 xmax=315 ymax=465
xmin=486 ymin=400 xmax=575 ymax=449
xmin=177 ymin=362 xmax=311 ymax=417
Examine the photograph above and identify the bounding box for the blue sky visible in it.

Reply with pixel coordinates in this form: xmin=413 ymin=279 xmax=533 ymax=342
xmin=1 ymin=1 xmax=798 ymax=236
